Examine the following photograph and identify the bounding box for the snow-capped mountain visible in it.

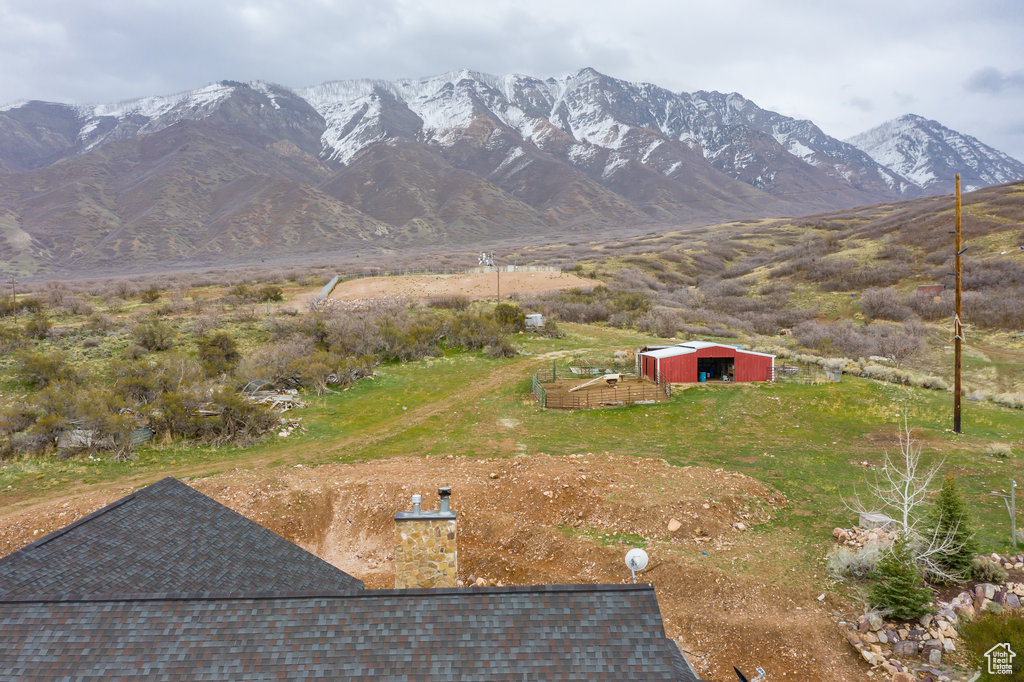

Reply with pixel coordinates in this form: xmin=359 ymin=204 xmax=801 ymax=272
xmin=296 ymin=68 xmax=904 ymax=203
xmin=1 ymin=69 xmax=1021 ymax=276
xmin=846 ymin=114 xmax=1024 ymax=193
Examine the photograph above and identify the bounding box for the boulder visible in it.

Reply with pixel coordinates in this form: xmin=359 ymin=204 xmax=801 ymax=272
xmin=923 ymin=639 xmax=942 ymax=657
xmin=860 ymin=512 xmax=895 ymax=528
xmin=667 ymin=518 xmax=682 ymax=532
xmin=1008 ymin=593 xmax=1021 ymax=609
xmin=892 ymin=640 xmax=919 ymax=657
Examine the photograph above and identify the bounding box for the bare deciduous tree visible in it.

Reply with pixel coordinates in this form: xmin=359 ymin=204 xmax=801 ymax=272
xmin=845 ymin=415 xmax=968 ymax=582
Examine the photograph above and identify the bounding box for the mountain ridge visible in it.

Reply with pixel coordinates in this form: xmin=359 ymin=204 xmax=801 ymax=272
xmin=1 ymin=68 xmax=1021 ymax=278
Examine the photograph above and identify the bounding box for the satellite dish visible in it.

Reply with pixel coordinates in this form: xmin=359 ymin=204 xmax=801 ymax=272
xmin=624 ymin=548 xmax=649 ymax=583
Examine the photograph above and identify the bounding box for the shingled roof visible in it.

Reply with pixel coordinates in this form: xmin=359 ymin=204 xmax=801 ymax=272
xmin=0 ymin=585 xmax=697 ymax=681
xmin=0 ymin=477 xmax=362 ymax=595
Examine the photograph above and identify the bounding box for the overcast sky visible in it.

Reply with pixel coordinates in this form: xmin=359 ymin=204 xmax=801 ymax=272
xmin=3 ymin=0 xmax=1023 ymax=159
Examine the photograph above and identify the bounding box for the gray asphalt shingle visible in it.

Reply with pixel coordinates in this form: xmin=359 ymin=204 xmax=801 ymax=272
xmin=0 ymin=585 xmax=697 ymax=681
xmin=0 ymin=477 xmax=363 ymax=595
xmin=0 ymin=478 xmax=701 ymax=680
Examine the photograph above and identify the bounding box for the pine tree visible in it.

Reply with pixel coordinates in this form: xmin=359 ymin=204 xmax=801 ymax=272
xmin=925 ymin=475 xmax=978 ymax=583
xmin=870 ymin=541 xmax=933 ymax=620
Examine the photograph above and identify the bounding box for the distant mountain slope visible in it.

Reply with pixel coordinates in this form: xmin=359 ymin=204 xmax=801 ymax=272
xmin=846 ymin=114 xmax=1024 ymax=193
xmin=1 ymin=69 xmax=1021 ymax=277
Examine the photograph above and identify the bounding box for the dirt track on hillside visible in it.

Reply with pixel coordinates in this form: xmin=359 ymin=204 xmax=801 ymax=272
xmin=0 ymin=453 xmax=867 ymax=680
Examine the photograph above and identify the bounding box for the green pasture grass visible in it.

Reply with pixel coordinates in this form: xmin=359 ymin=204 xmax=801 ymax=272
xmin=3 ymin=322 xmax=1024 ymax=565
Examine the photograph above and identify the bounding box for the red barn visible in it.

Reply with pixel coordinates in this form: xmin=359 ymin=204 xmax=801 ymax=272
xmin=638 ymin=341 xmax=775 ymax=383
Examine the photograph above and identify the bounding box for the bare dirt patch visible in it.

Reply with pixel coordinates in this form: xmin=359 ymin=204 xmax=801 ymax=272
xmin=328 ymin=271 xmax=601 ymax=302
xmin=0 ymin=453 xmax=867 ymax=680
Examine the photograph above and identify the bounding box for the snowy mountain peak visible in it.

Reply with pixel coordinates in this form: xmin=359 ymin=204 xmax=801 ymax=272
xmin=847 ymin=114 xmax=1024 ymax=192
xmin=3 ymin=69 xmax=1021 ymax=204
xmin=87 ymin=81 xmax=235 ymax=120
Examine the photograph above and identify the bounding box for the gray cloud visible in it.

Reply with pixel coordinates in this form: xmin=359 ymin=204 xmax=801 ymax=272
xmin=844 ymin=97 xmax=874 ymax=113
xmin=964 ymin=67 xmax=1024 ymax=94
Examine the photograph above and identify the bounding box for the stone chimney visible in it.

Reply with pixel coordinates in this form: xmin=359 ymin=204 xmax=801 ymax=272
xmin=394 ymin=487 xmax=457 ymax=589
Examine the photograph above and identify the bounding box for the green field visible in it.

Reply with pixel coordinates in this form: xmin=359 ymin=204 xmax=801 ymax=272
xmin=5 ymin=321 xmax=1023 ymax=561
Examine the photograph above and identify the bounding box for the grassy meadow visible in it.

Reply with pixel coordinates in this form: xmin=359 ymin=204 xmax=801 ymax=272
xmin=4 ymin=320 xmax=1023 ymax=569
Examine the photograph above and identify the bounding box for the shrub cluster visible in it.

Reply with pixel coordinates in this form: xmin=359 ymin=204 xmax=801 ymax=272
xmin=793 ymin=319 xmax=925 ymax=369
xmin=826 ymin=544 xmax=882 ymax=580
xmin=759 ymin=344 xmax=948 ymax=391
xmin=1 ymin=292 xmax=522 ymax=461
xmin=525 ymin=286 xmax=651 ymax=324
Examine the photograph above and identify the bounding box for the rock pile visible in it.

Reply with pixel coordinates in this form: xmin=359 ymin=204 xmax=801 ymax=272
xmin=987 ymin=552 xmax=1024 ymax=571
xmin=840 ymin=608 xmax=961 ymax=681
xmin=832 ymin=526 xmax=898 ymax=549
xmin=946 ymin=578 xmax=1024 ymax=619
xmin=842 ymin=571 xmax=1024 ymax=681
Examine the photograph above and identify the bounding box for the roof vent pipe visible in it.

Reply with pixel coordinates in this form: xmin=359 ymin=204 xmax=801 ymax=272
xmin=411 ymin=494 xmax=422 ymax=514
xmin=438 ymin=487 xmax=451 ymax=513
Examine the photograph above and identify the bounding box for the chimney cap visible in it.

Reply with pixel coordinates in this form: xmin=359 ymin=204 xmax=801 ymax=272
xmin=438 ymin=487 xmax=452 ymax=497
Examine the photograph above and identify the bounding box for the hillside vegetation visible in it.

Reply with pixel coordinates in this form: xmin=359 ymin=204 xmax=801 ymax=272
xmin=516 ymin=180 xmax=1024 ymax=398
xmin=2 ymin=183 xmax=1023 ymax=679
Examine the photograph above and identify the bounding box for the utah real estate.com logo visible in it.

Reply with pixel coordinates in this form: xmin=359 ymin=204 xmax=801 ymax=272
xmin=984 ymin=643 xmax=1016 ymax=675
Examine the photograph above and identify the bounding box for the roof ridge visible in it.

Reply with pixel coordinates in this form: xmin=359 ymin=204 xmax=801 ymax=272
xmin=0 ymin=477 xmax=364 ymax=593
xmin=0 ymin=479 xmax=180 ymax=565
xmin=1 ymin=583 xmax=655 ymax=604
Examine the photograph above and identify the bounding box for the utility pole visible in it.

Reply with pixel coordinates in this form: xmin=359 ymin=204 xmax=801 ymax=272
xmin=953 ymin=174 xmax=963 ymax=434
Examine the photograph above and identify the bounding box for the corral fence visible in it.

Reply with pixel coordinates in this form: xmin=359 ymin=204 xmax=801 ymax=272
xmin=532 ymin=360 xmax=670 ymax=410
xmin=532 ymin=372 xmax=548 ymax=407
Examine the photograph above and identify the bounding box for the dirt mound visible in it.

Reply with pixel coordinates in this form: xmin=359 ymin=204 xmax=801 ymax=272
xmin=0 ymin=454 xmax=866 ymax=680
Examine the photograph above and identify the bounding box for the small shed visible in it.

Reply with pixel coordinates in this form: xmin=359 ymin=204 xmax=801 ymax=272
xmin=525 ymin=313 xmax=544 ymax=329
xmin=638 ymin=341 xmax=775 ymax=383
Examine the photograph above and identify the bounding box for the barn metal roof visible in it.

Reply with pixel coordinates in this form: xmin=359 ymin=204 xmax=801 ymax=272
xmin=639 ymin=341 xmax=775 ymax=359
xmin=643 ymin=345 xmax=697 ymax=359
